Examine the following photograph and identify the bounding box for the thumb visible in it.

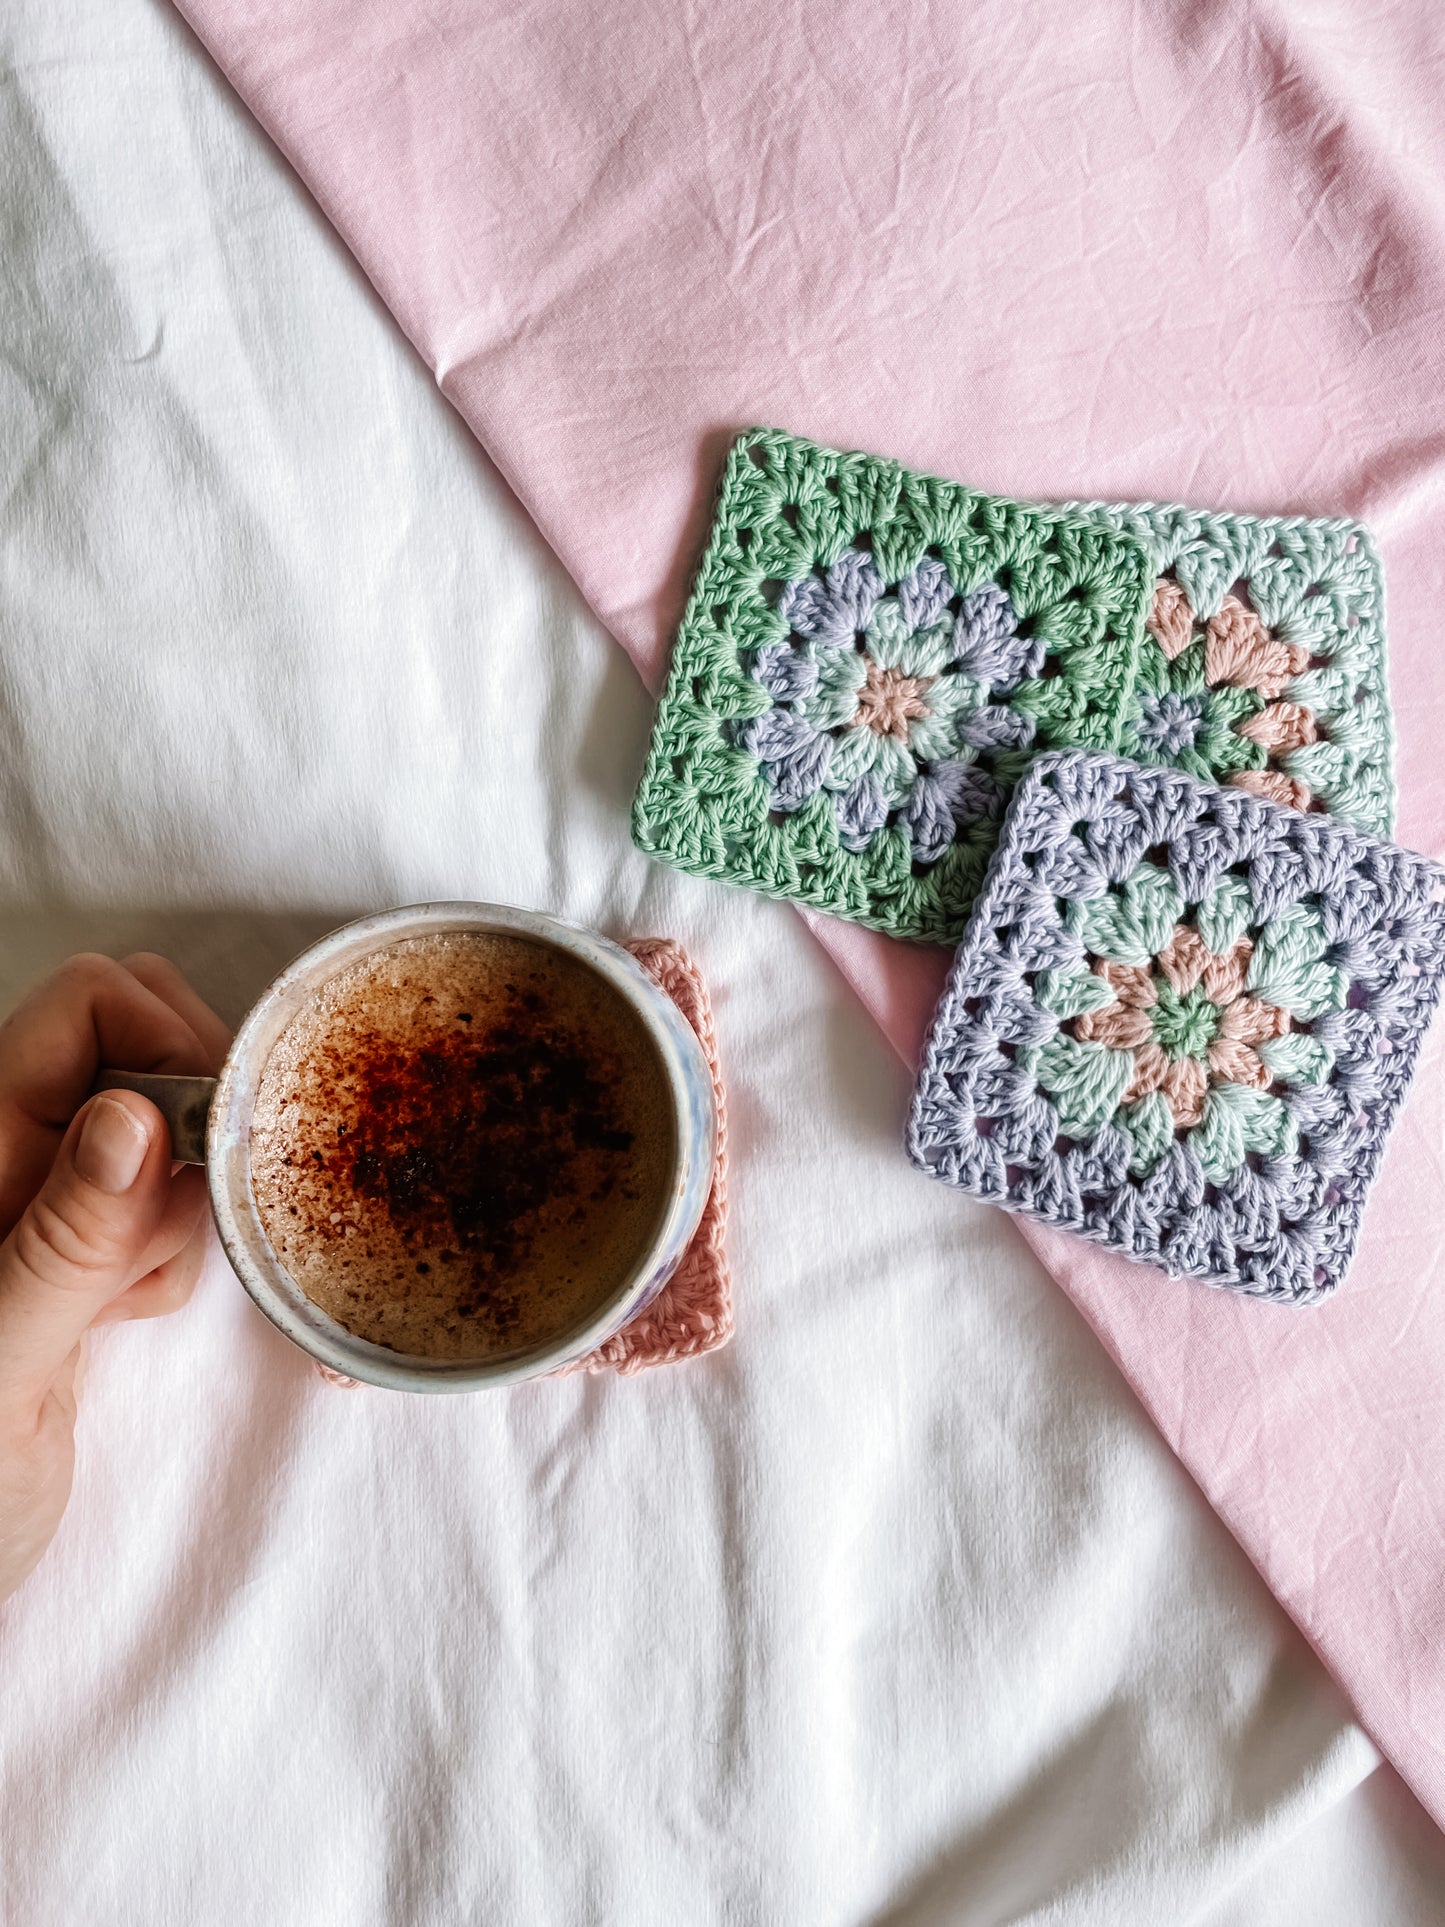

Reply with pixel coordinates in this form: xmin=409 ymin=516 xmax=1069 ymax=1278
xmin=0 ymin=1092 xmax=201 ymax=1399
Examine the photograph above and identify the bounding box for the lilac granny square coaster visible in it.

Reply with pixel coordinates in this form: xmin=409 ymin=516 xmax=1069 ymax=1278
xmin=907 ymin=751 xmax=1445 ymax=1303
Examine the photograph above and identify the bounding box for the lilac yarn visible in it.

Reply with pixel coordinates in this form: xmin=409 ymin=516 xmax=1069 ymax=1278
xmin=907 ymin=751 xmax=1445 ymax=1305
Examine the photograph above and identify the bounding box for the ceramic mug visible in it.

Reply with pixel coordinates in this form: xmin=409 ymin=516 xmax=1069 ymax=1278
xmin=99 ymin=903 xmax=717 ymax=1392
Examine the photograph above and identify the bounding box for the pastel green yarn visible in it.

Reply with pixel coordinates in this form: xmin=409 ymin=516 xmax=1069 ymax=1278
xmin=1150 ymin=980 xmax=1221 ymax=1060
xmin=1068 ymin=499 xmax=1396 ymax=837
xmin=631 ymin=430 xmax=1153 ymax=945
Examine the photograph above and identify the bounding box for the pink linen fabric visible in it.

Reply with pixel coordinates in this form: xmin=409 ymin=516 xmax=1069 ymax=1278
xmin=171 ymin=0 xmax=1445 ymax=1823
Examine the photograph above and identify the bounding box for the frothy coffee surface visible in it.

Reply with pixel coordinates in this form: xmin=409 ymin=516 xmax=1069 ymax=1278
xmin=249 ymin=932 xmax=675 ymax=1361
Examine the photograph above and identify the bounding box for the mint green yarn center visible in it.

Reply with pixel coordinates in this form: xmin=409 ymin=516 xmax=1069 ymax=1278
xmin=1149 ymin=981 xmax=1221 ymax=1061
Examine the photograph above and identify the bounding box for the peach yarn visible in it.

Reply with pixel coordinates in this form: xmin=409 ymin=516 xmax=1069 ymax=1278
xmin=1145 ymin=578 xmax=1320 ymax=812
xmin=315 ymin=934 xmax=732 ymax=1388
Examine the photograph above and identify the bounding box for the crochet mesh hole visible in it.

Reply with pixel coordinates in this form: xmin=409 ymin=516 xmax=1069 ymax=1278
xmin=780 ymin=503 xmax=801 ymax=532
xmin=853 ymin=528 xmax=874 ymax=551
xmin=670 ymin=755 xmax=687 ymax=780
xmin=745 ymin=442 xmax=770 ymax=471
xmin=711 ymin=604 xmax=728 ymax=629
xmin=736 ymin=528 xmax=753 ymax=552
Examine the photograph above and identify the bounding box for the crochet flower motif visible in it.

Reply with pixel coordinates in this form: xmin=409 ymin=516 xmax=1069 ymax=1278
xmin=739 ymin=548 xmax=1042 ymax=865
xmin=1135 ymin=577 xmax=1320 ymax=811
xmin=1072 ymin=926 xmax=1290 ymax=1128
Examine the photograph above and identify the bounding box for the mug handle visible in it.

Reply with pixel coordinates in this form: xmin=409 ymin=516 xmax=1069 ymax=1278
xmin=94 ymin=1070 xmax=216 ymax=1166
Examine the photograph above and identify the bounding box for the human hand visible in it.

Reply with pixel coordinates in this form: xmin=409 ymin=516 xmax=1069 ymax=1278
xmin=0 ymin=953 xmax=230 ymax=1605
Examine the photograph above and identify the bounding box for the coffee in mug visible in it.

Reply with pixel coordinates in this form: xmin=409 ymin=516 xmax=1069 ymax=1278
xmin=249 ymin=931 xmax=675 ymax=1362
xmin=95 ymin=904 xmax=717 ymax=1392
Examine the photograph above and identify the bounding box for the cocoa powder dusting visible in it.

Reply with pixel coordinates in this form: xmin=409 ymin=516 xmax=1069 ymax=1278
xmin=249 ymin=933 xmax=674 ymax=1361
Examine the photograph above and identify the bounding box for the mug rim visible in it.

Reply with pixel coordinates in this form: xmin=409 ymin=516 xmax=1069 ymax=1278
xmin=207 ymin=902 xmax=716 ymax=1391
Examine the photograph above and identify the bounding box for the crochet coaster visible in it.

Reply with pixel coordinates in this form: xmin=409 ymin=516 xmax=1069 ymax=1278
xmin=907 ymin=751 xmax=1445 ymax=1304
xmin=317 ymin=937 xmax=731 ymax=1385
xmin=633 ymin=429 xmax=1154 ymax=944
xmin=1077 ymin=501 xmax=1395 ymax=836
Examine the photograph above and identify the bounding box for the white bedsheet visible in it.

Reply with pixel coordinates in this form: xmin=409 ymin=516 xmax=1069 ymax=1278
xmin=2 ymin=2 xmax=1444 ymax=1921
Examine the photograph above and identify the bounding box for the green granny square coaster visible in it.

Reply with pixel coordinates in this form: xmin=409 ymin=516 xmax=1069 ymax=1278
xmin=632 ymin=430 xmax=1153 ymax=945
xmin=1081 ymin=501 xmax=1396 ymax=838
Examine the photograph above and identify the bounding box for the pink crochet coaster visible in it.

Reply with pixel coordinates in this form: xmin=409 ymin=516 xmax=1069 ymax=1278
xmin=315 ymin=935 xmax=731 ymax=1387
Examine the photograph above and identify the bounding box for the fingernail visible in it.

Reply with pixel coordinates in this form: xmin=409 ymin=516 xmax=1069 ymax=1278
xmin=75 ymin=1096 xmax=151 ymax=1194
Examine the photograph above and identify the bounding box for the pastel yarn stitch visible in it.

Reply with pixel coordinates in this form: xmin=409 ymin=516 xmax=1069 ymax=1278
xmin=1068 ymin=501 xmax=1395 ymax=837
xmin=907 ymin=751 xmax=1445 ymax=1304
xmin=632 ymin=430 xmax=1153 ymax=945
xmin=742 ymin=557 xmax=1036 ymax=866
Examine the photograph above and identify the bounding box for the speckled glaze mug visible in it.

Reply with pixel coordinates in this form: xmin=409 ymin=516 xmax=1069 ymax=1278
xmin=99 ymin=904 xmax=717 ymax=1392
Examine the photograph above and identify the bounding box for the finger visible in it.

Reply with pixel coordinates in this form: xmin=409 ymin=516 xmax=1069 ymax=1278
xmin=0 ymin=955 xmax=213 ymax=1233
xmin=0 ymin=953 xmax=211 ymax=1120
xmin=91 ymin=1219 xmax=206 ymax=1324
xmin=0 ymin=1092 xmax=202 ymax=1400
xmin=118 ymin=953 xmax=232 ymax=1074
xmin=48 ymin=1337 xmax=85 ymax=1426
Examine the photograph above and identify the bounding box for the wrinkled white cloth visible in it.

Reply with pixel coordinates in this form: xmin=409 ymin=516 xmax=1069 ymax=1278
xmin=1 ymin=3 xmax=1444 ymax=1922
